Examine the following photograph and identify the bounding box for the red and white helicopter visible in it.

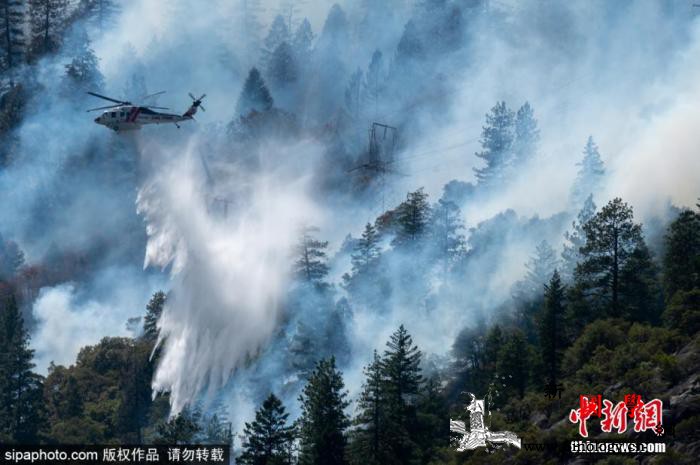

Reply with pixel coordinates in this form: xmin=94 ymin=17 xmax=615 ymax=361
xmin=87 ymin=91 xmax=206 ymax=131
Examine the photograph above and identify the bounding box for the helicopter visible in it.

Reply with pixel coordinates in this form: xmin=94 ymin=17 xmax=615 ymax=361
xmin=87 ymin=91 xmax=206 ymax=131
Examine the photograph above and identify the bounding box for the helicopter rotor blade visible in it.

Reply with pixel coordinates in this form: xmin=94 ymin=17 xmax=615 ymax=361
xmin=199 ymin=93 xmax=206 ymax=100
xmin=143 ymin=106 xmax=170 ymax=110
xmin=86 ymin=104 xmax=123 ymax=112
xmin=199 ymin=105 xmax=206 ymax=112
xmin=189 ymin=92 xmax=196 ymax=100
xmin=86 ymin=91 xmax=127 ymax=104
xmin=141 ymin=91 xmax=166 ymax=101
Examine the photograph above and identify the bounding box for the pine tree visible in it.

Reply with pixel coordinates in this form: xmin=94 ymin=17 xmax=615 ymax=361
xmin=619 ymin=241 xmax=662 ymax=323
xmin=351 ymin=223 xmax=381 ymax=275
xmin=570 ymin=136 xmax=605 ymax=207
xmin=575 ymin=198 xmax=656 ymax=319
xmin=380 ymin=325 xmax=422 ymax=465
xmin=267 ymin=41 xmax=297 ymax=90
xmin=298 ymin=357 xmax=350 ymax=465
xmin=496 ymin=330 xmax=529 ymax=399
xmin=143 ymin=290 xmax=166 ymax=341
xmin=363 ymin=50 xmax=385 ymax=115
xmin=122 ymin=72 xmax=147 ymax=102
xmin=415 ymin=377 xmax=448 ymax=464
xmin=429 ymin=199 xmax=465 ymax=274
xmin=513 ymin=240 xmax=558 ymax=304
xmin=237 ymin=0 xmax=264 ymax=66
xmin=539 ymin=271 xmax=565 ymax=383
xmin=0 ymin=233 xmax=24 ymax=280
xmin=395 ymin=20 xmax=423 ymax=67
xmin=293 ymin=226 xmax=330 ymax=284
xmin=28 ymin=0 xmax=68 ymax=58
xmin=236 ymin=67 xmax=274 ymax=116
xmin=561 ymin=194 xmax=596 ymax=282
xmin=662 ymin=207 xmax=700 ymax=299
xmin=525 ymin=241 xmax=559 ymax=294
xmin=511 ymin=102 xmax=539 ymax=169
xmin=511 ymin=240 xmax=558 ymax=341
xmin=239 ymin=393 xmax=295 ymax=465
xmin=349 ymin=351 xmax=387 ymax=465
xmin=262 ymin=15 xmax=290 ymax=68
xmin=63 ymin=29 xmax=104 ymax=93
xmin=200 ymin=412 xmax=233 ymax=445
xmin=292 ymin=18 xmax=314 ymax=65
xmin=344 ymin=68 xmax=363 ymax=119
xmin=0 ymin=0 xmax=26 ymax=70
xmin=392 ymin=188 xmax=431 ymax=248
xmin=153 ymin=406 xmax=202 ymax=444
xmin=0 ymin=295 xmax=43 ymax=443
xmin=76 ymin=0 xmax=120 ymax=33
xmin=278 ymin=0 xmax=306 ymax=32
xmin=308 ymin=4 xmax=349 ymax=121
xmin=474 ymin=101 xmax=515 ymax=188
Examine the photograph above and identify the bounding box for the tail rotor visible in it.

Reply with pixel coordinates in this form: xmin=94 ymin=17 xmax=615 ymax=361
xmin=183 ymin=92 xmax=206 ymax=118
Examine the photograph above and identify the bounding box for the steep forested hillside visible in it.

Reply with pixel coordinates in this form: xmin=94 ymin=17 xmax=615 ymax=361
xmin=1 ymin=1 xmax=699 ymax=464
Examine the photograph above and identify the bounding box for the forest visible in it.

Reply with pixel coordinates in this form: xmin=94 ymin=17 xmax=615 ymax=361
xmin=1 ymin=1 xmax=699 ymax=464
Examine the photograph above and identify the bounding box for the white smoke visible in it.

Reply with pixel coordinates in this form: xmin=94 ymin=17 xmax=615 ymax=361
xmin=136 ymin=135 xmax=324 ymax=413
xmin=31 ymin=279 xmax=149 ymax=373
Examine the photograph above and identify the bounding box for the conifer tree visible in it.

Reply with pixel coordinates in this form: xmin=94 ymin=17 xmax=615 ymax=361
xmin=539 ymin=271 xmax=565 ymax=383
xmin=380 ymin=325 xmax=422 ymax=464
xmin=76 ymin=0 xmax=120 ymax=33
xmin=28 ymin=0 xmax=68 ymax=58
xmin=0 ymin=0 xmax=27 ymax=70
xmin=430 ymin=199 xmax=465 ymax=273
xmin=344 ymin=68 xmax=363 ymax=119
xmin=524 ymin=240 xmax=559 ymax=294
xmin=561 ymin=194 xmax=596 ymax=282
xmin=267 ymin=41 xmax=298 ymax=90
xmin=0 ymin=233 xmax=24 ymax=280
xmin=570 ymin=136 xmax=605 ymax=207
xmin=363 ymin=50 xmax=385 ymax=115
xmin=293 ymin=225 xmax=330 ymax=284
xmin=395 ymin=20 xmax=423 ymax=68
xmin=63 ymin=29 xmax=104 ymax=93
xmin=415 ymin=376 xmax=449 ymax=463
xmin=619 ymin=241 xmax=662 ymax=323
xmin=143 ymin=290 xmax=166 ymax=342
xmin=262 ymin=15 xmax=290 ymax=67
xmin=482 ymin=325 xmax=503 ymax=376
xmin=153 ymin=406 xmax=202 ymax=444
xmin=298 ymin=357 xmax=349 ymax=465
xmin=292 ymin=18 xmax=314 ymax=65
xmin=309 ymin=4 xmax=349 ymax=121
xmin=662 ymin=207 xmax=700 ymax=299
xmin=511 ymin=102 xmax=539 ymax=169
xmin=496 ymin=330 xmax=529 ymax=399
xmin=392 ymin=188 xmax=431 ymax=248
xmin=0 ymin=296 xmax=43 ymax=443
xmin=512 ymin=239 xmax=558 ymax=335
xmin=349 ymin=351 xmax=387 ymax=465
xmin=237 ymin=0 xmax=264 ymax=66
xmin=351 ymin=223 xmax=381 ymax=275
xmin=575 ymin=198 xmax=656 ymax=319
xmin=236 ymin=67 xmax=274 ymax=116
xmin=239 ymin=393 xmax=295 ymax=465
xmin=474 ymin=101 xmax=515 ymax=187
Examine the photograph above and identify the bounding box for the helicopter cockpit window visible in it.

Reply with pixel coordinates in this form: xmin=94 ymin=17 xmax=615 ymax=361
xmin=111 ymin=112 xmax=116 ymax=117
